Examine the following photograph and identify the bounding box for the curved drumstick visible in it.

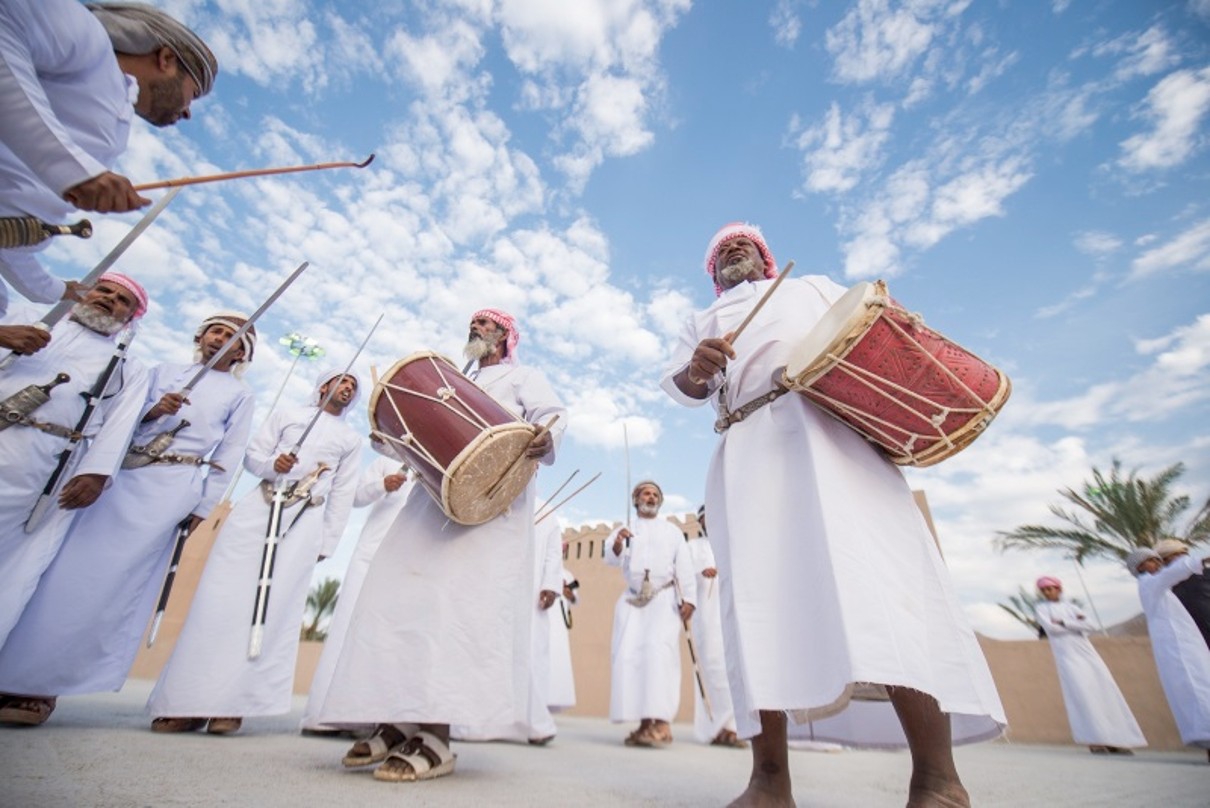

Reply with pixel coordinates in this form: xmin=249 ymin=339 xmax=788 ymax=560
xmin=726 ymin=260 xmax=794 ymax=344
xmin=132 ymin=154 xmax=375 ymax=192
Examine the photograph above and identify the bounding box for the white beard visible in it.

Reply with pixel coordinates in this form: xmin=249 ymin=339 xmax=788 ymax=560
xmin=720 ymin=256 xmax=761 ymax=285
xmin=637 ymin=501 xmax=660 ymax=518
xmin=70 ymin=304 xmax=126 ymax=336
xmin=463 ymin=336 xmax=494 ymax=363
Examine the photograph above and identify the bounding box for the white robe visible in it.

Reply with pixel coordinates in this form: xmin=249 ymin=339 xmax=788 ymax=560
xmin=605 ymin=516 xmax=696 ymax=723
xmin=1035 ymin=600 xmax=1146 ymax=748
xmin=660 ymin=276 xmax=1006 ymax=745
xmin=0 ymin=0 xmax=135 ymax=312
xmin=317 ymin=362 xmax=566 ymax=729
xmin=452 ymin=499 xmax=566 ymax=742
xmin=0 ymin=312 xmax=146 ymax=647
xmin=1136 ymin=555 xmax=1210 ymax=748
xmin=147 ymin=405 xmax=360 ymax=718
xmin=686 ymin=537 xmax=738 ymax=743
xmin=548 ymin=567 xmax=577 ymax=709
xmin=300 ymin=455 xmax=413 ymax=730
xmin=0 ymin=363 xmax=254 ymax=696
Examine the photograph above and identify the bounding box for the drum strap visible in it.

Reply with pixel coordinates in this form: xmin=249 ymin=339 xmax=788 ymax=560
xmin=714 ymin=378 xmax=791 ymax=434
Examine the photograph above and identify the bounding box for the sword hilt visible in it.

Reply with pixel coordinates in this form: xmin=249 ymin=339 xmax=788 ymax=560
xmin=0 ymin=217 xmax=92 ymax=248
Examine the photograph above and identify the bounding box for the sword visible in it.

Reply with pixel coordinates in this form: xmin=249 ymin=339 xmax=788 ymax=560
xmin=673 ymin=576 xmax=713 ymax=722
xmin=0 ymin=188 xmax=179 ymax=372
xmin=178 ymin=261 xmax=310 ymax=397
xmin=146 ymin=516 xmax=193 ymax=647
xmin=24 ymin=325 xmax=137 ymax=532
xmin=247 ymin=316 xmax=381 ymax=658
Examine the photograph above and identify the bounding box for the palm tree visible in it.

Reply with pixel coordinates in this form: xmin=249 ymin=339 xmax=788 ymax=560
xmin=301 ymin=577 xmax=340 ymax=641
xmin=996 ymin=460 xmax=1210 ymax=564
xmin=998 ymin=586 xmax=1044 ymax=638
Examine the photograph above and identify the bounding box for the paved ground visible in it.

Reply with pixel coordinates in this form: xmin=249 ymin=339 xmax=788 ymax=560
xmin=0 ymin=679 xmax=1206 ymax=807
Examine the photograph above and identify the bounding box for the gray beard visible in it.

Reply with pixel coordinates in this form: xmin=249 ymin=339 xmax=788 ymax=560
xmin=463 ymin=336 xmax=493 ymax=363
xmin=637 ymin=502 xmax=660 ymax=518
xmin=70 ymin=304 xmax=125 ymax=336
xmin=720 ymin=256 xmax=761 ymax=285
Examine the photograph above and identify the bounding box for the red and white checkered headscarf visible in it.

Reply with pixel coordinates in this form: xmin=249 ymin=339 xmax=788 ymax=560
xmin=97 ymin=271 xmax=148 ymax=319
xmin=704 ymin=222 xmax=779 ymax=297
xmin=472 ymin=308 xmax=520 ymax=364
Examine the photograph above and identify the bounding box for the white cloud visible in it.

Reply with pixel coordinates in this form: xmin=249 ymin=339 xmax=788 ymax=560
xmin=200 ymin=0 xmax=329 ymax=92
xmin=1073 ymin=230 xmax=1123 ymax=257
xmin=384 ymin=18 xmax=488 ymax=102
xmin=1092 ymin=25 xmax=1181 ymax=82
xmin=826 ymin=0 xmax=942 ymax=83
xmin=1118 ymin=67 xmax=1210 ymax=172
xmin=770 ymin=0 xmax=804 ymax=48
xmin=1012 ymin=314 xmax=1210 ymax=428
xmin=793 ymin=99 xmax=896 ymax=194
xmin=839 ymin=154 xmax=1031 ymax=278
xmin=495 ymin=0 xmax=689 ymax=191
xmin=1130 ymin=217 xmax=1210 ymax=279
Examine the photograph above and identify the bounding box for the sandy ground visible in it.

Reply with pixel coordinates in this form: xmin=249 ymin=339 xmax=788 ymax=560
xmin=0 ymin=679 xmax=1206 ymax=807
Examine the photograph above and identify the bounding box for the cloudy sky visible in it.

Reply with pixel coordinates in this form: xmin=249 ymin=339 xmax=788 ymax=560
xmin=33 ymin=0 xmax=1210 ymax=638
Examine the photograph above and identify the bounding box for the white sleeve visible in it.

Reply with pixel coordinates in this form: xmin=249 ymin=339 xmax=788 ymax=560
xmin=0 ymin=251 xmax=66 ymax=305
xmin=659 ymin=314 xmax=717 ymax=409
xmin=0 ymin=0 xmax=110 ymax=195
xmin=353 ymin=456 xmax=397 ymax=508
xmin=517 ymin=368 xmax=568 ymax=466
xmin=538 ymin=518 xmax=563 ymax=593
xmin=603 ymin=526 xmax=626 ymax=567
xmin=674 ymin=537 xmax=697 ymax=607
xmin=319 ymin=436 xmax=362 ymax=558
xmin=242 ymin=409 xmax=286 ymax=481
xmin=196 ymin=388 xmax=255 ymax=515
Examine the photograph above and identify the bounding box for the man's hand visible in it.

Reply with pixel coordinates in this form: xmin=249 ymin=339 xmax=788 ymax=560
xmin=525 ymin=428 xmax=553 ymax=459
xmin=58 ymin=473 xmax=107 ymax=509
xmin=674 ymin=335 xmax=736 ymax=399
xmin=143 ymin=391 xmax=188 ymax=421
xmin=679 ymin=602 xmax=696 ymax=623
xmin=538 ymin=589 xmax=558 ymax=610
xmin=702 ymin=567 xmax=718 ymax=579
xmin=612 ymin=528 xmax=632 ymax=557
xmin=383 ymin=472 xmax=407 ymax=492
xmin=563 ymin=583 xmax=578 ymax=604
xmin=273 ymin=453 xmax=298 ymax=474
xmin=62 ymin=171 xmax=150 ymax=213
xmin=0 ymin=324 xmax=51 ymax=355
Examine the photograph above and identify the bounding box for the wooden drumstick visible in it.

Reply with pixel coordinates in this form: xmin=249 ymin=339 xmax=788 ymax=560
xmin=727 ymin=260 xmax=794 ymax=344
xmin=485 ymin=414 xmax=560 ymax=501
xmin=132 ymin=155 xmax=375 ymax=191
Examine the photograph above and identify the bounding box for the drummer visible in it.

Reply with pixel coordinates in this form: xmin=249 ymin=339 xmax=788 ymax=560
xmin=316 ymin=307 xmax=566 ymax=784
xmin=660 ymin=222 xmax=1005 ymax=808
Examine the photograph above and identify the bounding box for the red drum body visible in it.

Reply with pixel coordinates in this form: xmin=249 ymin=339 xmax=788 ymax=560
xmin=780 ymin=281 xmax=1010 ymax=467
xmin=369 ymin=352 xmax=537 ymax=525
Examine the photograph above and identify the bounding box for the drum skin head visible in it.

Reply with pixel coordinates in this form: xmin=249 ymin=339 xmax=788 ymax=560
xmin=784 ymin=281 xmax=880 ymax=383
xmin=369 ymin=351 xmax=538 ymax=525
xmin=443 ymin=424 xmax=537 ymax=525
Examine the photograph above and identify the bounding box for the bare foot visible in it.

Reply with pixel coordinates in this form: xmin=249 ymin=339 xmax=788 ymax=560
xmin=727 ymin=781 xmax=795 ymax=808
xmin=906 ymin=778 xmax=970 ymax=808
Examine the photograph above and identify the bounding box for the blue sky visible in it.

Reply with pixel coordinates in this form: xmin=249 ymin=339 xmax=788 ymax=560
xmin=37 ymin=0 xmax=1210 ymax=637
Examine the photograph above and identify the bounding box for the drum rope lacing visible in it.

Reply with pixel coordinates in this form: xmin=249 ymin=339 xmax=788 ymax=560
xmin=803 ymin=311 xmax=1000 ymax=461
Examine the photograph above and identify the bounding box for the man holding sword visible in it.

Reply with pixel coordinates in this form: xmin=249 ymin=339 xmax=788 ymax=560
xmin=0 ymin=312 xmax=256 ymax=726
